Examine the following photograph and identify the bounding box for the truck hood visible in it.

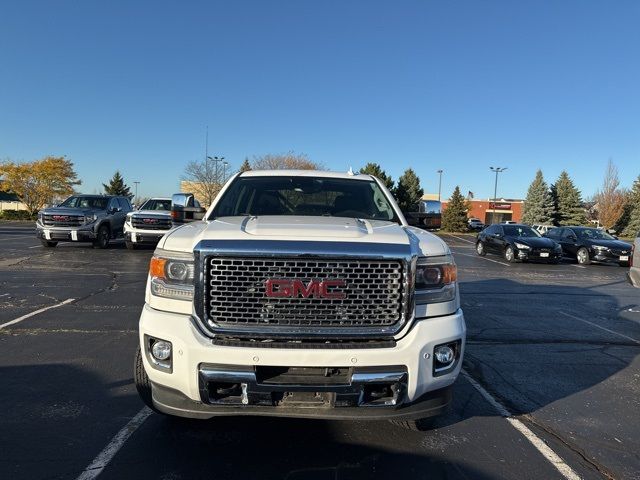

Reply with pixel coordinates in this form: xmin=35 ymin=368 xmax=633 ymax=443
xmin=40 ymin=207 xmax=102 ymax=216
xmin=159 ymin=215 xmax=450 ymax=257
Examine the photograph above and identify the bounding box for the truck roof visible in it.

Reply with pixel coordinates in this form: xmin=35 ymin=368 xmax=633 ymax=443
xmin=239 ymin=170 xmax=375 ymax=181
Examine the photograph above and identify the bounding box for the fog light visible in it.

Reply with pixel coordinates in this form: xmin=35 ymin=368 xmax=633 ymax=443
xmin=434 ymin=345 xmax=454 ymax=364
xmin=151 ymin=340 xmax=172 ymax=361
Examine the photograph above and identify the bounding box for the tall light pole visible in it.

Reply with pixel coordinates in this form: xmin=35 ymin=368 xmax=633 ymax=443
xmin=133 ymin=181 xmax=140 ymax=206
xmin=489 ymin=167 xmax=507 ymax=223
xmin=436 ymin=170 xmax=443 ymax=202
xmin=223 ymin=161 xmax=229 ymax=183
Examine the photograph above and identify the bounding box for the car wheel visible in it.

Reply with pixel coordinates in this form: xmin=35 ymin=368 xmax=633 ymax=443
xmin=577 ymin=247 xmax=590 ymax=265
xmin=40 ymin=240 xmax=58 ymax=248
xmin=389 ymin=417 xmax=435 ymax=432
xmin=134 ymin=347 xmax=162 ymax=414
xmin=504 ymin=246 xmax=516 ymax=263
xmin=476 ymin=241 xmax=486 ymax=256
xmin=93 ymin=225 xmax=110 ymax=249
xmin=125 ymin=240 xmax=138 ymax=250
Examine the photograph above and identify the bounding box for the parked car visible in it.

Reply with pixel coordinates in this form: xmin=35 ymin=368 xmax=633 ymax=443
xmin=476 ymin=223 xmax=563 ymax=263
xmin=628 ymin=232 xmax=639 ymax=287
xmin=468 ymin=218 xmax=485 ymax=231
xmin=500 ymin=220 xmax=517 ymax=225
xmin=532 ymin=224 xmax=555 ymax=235
xmin=544 ymin=226 xmax=632 ymax=267
xmin=36 ymin=195 xmax=132 ymax=248
xmin=124 ymin=197 xmax=173 ymax=250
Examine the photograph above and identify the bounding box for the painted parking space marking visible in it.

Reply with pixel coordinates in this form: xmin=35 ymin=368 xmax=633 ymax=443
xmin=76 ymin=407 xmax=152 ymax=480
xmin=455 ymin=252 xmax=511 ymax=267
xmin=559 ymin=311 xmax=640 ymax=345
xmin=0 ymin=298 xmax=76 ymax=329
xmin=462 ymin=370 xmax=581 ymax=480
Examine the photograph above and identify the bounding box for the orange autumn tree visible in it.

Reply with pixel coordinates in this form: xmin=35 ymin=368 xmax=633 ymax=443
xmin=0 ymin=156 xmax=81 ymax=215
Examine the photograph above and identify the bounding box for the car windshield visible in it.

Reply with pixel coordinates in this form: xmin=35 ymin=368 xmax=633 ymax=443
xmin=59 ymin=196 xmax=109 ymax=209
xmin=577 ymin=228 xmax=615 ymax=240
xmin=140 ymin=199 xmax=171 ymax=211
xmin=503 ymin=225 xmax=541 ymax=237
xmin=211 ymin=176 xmax=399 ymax=222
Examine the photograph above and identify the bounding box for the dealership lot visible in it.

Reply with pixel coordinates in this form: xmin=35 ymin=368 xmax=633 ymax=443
xmin=1 ymin=222 xmax=639 ymax=480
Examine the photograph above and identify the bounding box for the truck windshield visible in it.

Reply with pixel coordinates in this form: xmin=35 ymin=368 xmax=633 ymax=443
xmin=59 ymin=196 xmax=109 ymax=209
xmin=211 ymin=176 xmax=400 ymax=223
xmin=140 ymin=199 xmax=172 ymax=211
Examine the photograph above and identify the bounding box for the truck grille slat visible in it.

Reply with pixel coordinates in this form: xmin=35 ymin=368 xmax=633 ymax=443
xmin=42 ymin=214 xmax=84 ymax=227
xmin=131 ymin=217 xmax=172 ymax=230
xmin=204 ymin=257 xmax=404 ymax=329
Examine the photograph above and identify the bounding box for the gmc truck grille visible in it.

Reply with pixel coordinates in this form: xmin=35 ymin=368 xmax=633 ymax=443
xmin=131 ymin=216 xmax=172 ymax=230
xmin=204 ymin=257 xmax=405 ymax=329
xmin=42 ymin=214 xmax=84 ymax=227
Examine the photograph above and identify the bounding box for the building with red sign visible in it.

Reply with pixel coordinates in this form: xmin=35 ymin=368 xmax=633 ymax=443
xmin=441 ymin=198 xmax=525 ymax=224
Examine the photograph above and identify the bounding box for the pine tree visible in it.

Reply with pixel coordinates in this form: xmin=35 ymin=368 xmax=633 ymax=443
xmin=359 ymin=162 xmax=394 ymax=190
xmin=239 ymin=158 xmax=251 ymax=173
xmin=102 ymin=171 xmax=131 ymax=197
xmin=441 ymin=186 xmax=470 ymax=232
xmin=551 ymin=171 xmax=586 ymax=226
xmin=521 ymin=170 xmax=555 ymax=225
xmin=393 ymin=168 xmax=423 ymax=212
xmin=622 ymin=175 xmax=640 ymax=236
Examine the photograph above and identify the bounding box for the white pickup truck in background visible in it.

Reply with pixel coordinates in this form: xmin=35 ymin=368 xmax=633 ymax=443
xmin=124 ymin=198 xmax=173 ymax=250
xmin=134 ymin=170 xmax=466 ymax=431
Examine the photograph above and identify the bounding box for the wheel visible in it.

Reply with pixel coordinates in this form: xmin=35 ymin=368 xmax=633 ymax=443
xmin=390 ymin=417 xmax=435 ymax=432
xmin=576 ymin=247 xmax=590 ymax=265
xmin=476 ymin=241 xmax=486 ymax=256
xmin=504 ymin=245 xmax=516 ymax=263
xmin=125 ymin=240 xmax=138 ymax=250
xmin=93 ymin=225 xmax=110 ymax=249
xmin=134 ymin=347 xmax=162 ymax=414
xmin=40 ymin=240 xmax=58 ymax=248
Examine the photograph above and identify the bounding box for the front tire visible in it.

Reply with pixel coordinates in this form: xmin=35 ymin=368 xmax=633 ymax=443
xmin=476 ymin=241 xmax=486 ymax=256
xmin=504 ymin=245 xmax=516 ymax=263
xmin=40 ymin=240 xmax=58 ymax=248
xmin=93 ymin=225 xmax=110 ymax=249
xmin=390 ymin=417 xmax=436 ymax=432
xmin=134 ymin=347 xmax=162 ymax=414
xmin=577 ymin=247 xmax=590 ymax=265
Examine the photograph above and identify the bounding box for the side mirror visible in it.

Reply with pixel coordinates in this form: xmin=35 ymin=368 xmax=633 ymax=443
xmin=494 ymin=233 xmax=502 ymax=238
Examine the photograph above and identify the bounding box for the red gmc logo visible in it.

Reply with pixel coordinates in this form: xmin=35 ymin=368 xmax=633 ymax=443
xmin=143 ymin=218 xmax=158 ymax=224
xmin=52 ymin=215 xmax=68 ymax=221
xmin=265 ymin=279 xmax=347 ymax=299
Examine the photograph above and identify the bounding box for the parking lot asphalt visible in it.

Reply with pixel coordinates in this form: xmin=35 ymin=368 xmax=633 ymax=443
xmin=1 ymin=221 xmax=638 ymax=480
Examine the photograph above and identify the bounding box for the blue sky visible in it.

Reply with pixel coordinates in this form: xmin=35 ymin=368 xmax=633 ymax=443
xmin=1 ymin=1 xmax=639 ymax=200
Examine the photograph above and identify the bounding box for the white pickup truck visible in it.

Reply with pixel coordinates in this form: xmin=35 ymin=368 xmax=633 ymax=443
xmin=124 ymin=198 xmax=173 ymax=250
xmin=134 ymin=170 xmax=466 ymax=430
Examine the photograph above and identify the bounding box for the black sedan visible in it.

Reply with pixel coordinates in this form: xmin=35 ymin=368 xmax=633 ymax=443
xmin=476 ymin=224 xmax=563 ymax=263
xmin=544 ymin=226 xmax=632 ymax=267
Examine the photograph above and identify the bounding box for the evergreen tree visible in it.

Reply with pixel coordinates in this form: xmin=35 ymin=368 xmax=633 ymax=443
xmin=393 ymin=168 xmax=423 ymax=212
xmin=359 ymin=162 xmax=394 ymax=190
xmin=239 ymin=158 xmax=252 ymax=173
xmin=102 ymin=171 xmax=131 ymax=197
xmin=441 ymin=186 xmax=470 ymax=232
xmin=622 ymin=175 xmax=640 ymax=236
xmin=551 ymin=171 xmax=587 ymax=225
xmin=521 ymin=170 xmax=555 ymax=225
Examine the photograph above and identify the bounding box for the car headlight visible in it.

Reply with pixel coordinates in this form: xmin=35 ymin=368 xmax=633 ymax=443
xmin=593 ymin=245 xmax=609 ymax=252
xmin=149 ymin=249 xmax=195 ymax=301
xmin=514 ymin=242 xmax=531 ymax=250
xmin=415 ymin=255 xmax=457 ymax=304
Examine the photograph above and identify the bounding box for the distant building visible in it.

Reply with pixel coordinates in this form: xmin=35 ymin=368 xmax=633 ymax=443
xmin=179 ymin=181 xmax=209 ymax=207
xmin=0 ymin=190 xmax=27 ymax=212
xmin=442 ymin=198 xmax=525 ymax=224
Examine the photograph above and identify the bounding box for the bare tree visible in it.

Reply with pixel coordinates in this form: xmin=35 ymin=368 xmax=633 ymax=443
xmin=251 ymin=152 xmax=323 ymax=170
xmin=181 ymin=157 xmax=226 ymax=207
xmin=595 ymin=159 xmax=627 ymax=229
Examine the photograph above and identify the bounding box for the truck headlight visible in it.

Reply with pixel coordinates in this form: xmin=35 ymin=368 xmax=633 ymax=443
xmin=415 ymin=255 xmax=457 ymax=304
xmin=84 ymin=214 xmax=98 ymax=224
xmin=125 ymin=215 xmax=132 ymax=226
xmin=149 ymin=250 xmax=195 ymax=301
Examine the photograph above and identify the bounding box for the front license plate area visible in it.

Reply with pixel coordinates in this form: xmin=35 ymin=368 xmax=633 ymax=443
xmin=620 ymin=256 xmax=629 ymax=261
xmin=540 ymin=252 xmax=549 ymax=258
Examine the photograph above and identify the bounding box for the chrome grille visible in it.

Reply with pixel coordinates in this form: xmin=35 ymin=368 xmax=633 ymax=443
xmin=131 ymin=216 xmax=172 ymax=230
xmin=204 ymin=257 xmax=405 ymax=329
xmin=42 ymin=214 xmax=84 ymax=227
xmin=610 ymin=249 xmax=629 ymax=256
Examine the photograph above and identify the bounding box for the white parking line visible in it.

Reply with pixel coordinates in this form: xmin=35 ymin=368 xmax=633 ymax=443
xmin=559 ymin=311 xmax=640 ymax=345
xmin=462 ymin=370 xmax=581 ymax=480
xmin=446 ymin=234 xmax=475 ymax=244
xmin=0 ymin=235 xmax=34 ymax=241
xmin=570 ymin=265 xmax=587 ymax=269
xmin=455 ymin=252 xmax=511 ymax=267
xmin=0 ymin=298 xmax=75 ymax=329
xmin=76 ymin=407 xmax=151 ymax=480
xmin=28 ymin=242 xmax=69 ymax=249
